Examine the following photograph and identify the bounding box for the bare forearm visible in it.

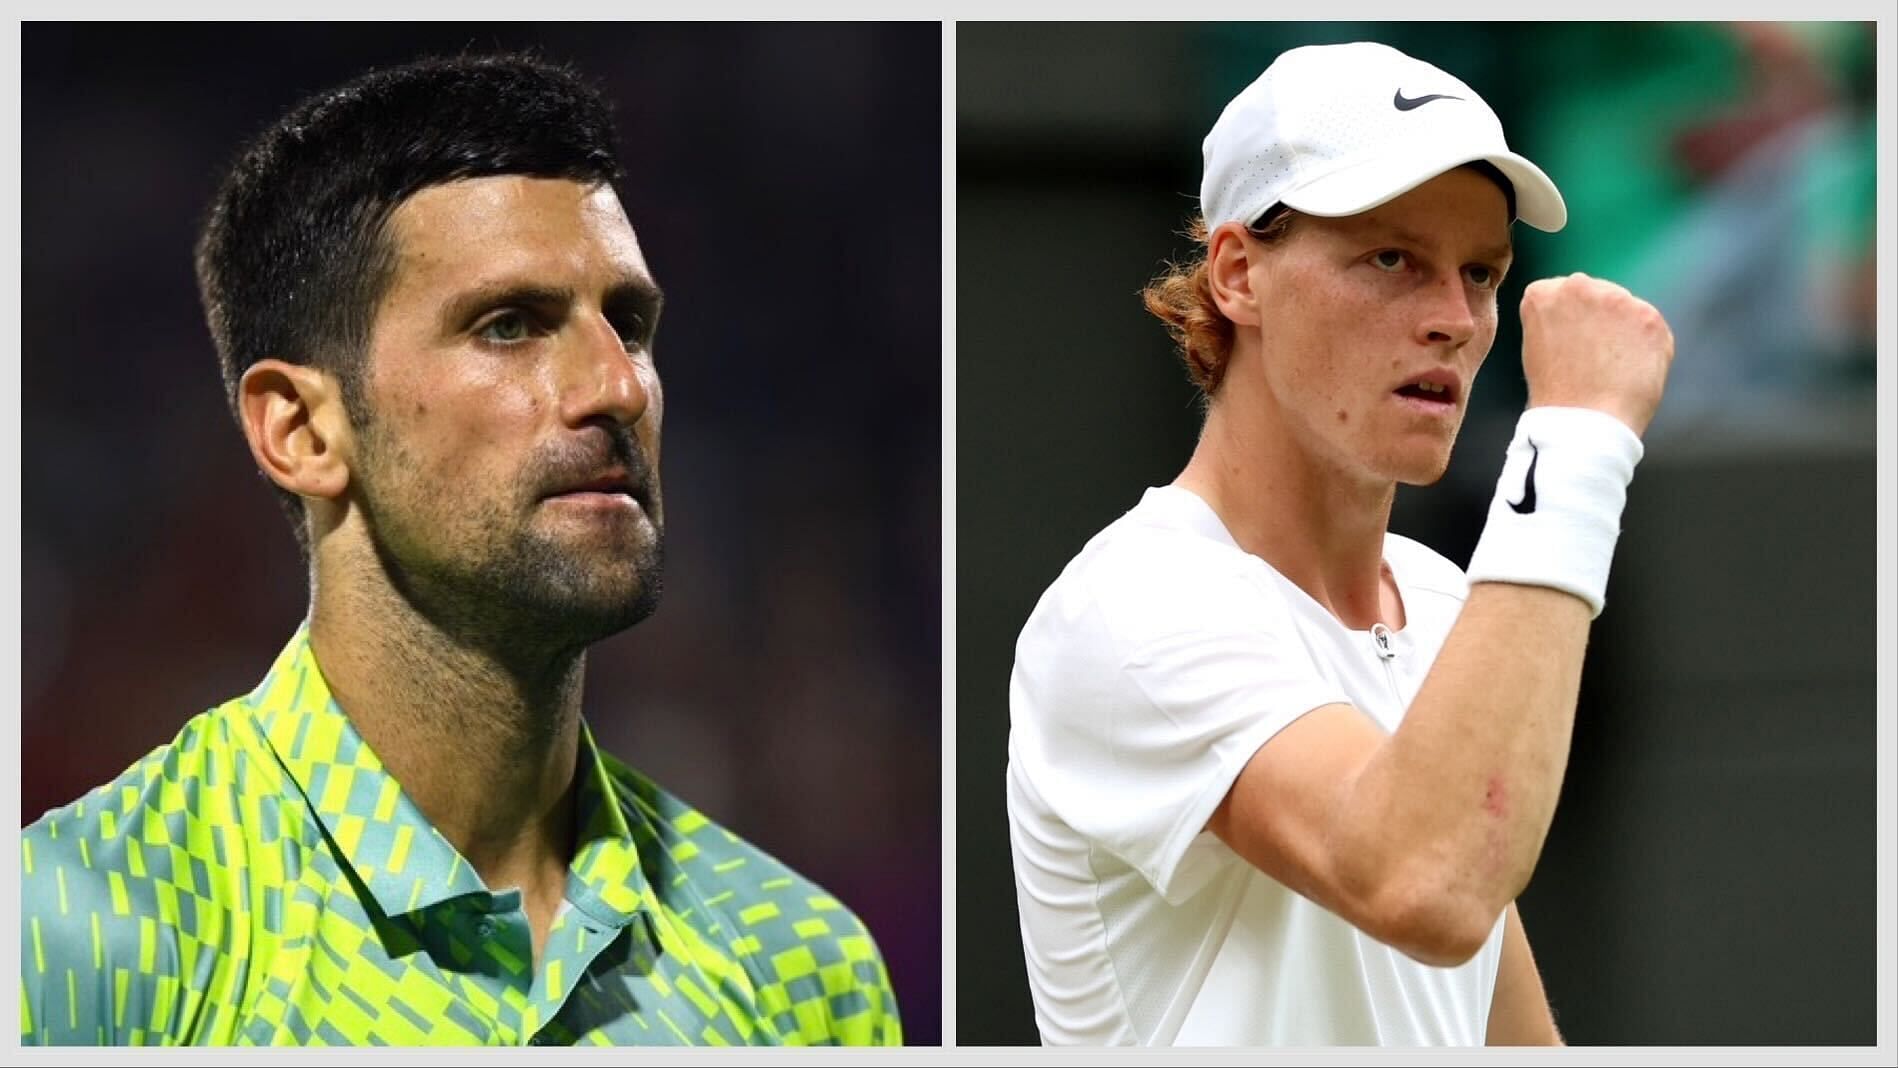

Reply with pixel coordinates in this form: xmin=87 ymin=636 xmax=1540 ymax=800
xmin=1338 ymin=582 xmax=1591 ymax=942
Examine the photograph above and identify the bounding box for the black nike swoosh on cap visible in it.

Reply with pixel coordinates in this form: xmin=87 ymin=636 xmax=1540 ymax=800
xmin=1394 ymin=90 xmax=1463 ymax=111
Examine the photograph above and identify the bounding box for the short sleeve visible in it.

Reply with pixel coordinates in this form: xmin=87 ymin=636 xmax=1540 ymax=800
xmin=20 ymin=805 xmax=145 ymax=1046
xmin=1011 ymin=538 xmax=1350 ymax=904
xmin=20 ymin=761 xmax=197 ymax=1047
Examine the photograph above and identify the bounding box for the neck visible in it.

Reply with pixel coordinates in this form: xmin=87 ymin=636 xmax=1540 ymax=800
xmin=307 ymin=540 xmax=582 ymax=898
xmin=1176 ymin=389 xmax=1399 ymax=632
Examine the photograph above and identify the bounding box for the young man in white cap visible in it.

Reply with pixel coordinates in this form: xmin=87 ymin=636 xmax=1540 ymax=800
xmin=1007 ymin=42 xmax=1675 ymax=1045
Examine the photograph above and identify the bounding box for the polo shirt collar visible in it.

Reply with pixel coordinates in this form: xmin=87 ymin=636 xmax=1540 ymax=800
xmin=244 ymin=624 xmax=659 ymax=935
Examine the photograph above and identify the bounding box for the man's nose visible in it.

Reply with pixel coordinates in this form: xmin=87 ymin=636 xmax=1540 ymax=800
xmin=559 ymin=313 xmax=651 ymax=428
xmin=1417 ymin=276 xmax=1477 ymax=349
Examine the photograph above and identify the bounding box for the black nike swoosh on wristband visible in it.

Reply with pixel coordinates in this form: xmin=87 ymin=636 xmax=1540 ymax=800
xmin=1393 ymin=90 xmax=1463 ymax=111
xmin=1508 ymin=440 xmax=1539 ymax=514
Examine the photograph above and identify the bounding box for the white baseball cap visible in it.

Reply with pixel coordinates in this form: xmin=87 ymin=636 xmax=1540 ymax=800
xmin=1200 ymin=42 xmax=1566 ymax=233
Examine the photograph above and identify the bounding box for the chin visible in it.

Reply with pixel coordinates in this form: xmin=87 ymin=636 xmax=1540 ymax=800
xmin=1381 ymin=450 xmax=1454 ymax=487
xmin=548 ymin=550 xmax=666 ymax=633
xmin=470 ymin=528 xmax=667 ymax=648
xmin=577 ymin=570 xmax=664 ymax=630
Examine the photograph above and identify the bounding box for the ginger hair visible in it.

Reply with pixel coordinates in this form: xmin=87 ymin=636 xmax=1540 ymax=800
xmin=1140 ymin=207 xmax=1295 ymax=397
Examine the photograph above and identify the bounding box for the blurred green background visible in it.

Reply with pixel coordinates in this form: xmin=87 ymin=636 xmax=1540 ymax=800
xmin=958 ymin=21 xmax=1877 ymax=1046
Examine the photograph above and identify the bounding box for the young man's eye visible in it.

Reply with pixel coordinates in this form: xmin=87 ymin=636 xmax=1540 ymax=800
xmin=1370 ymin=250 xmax=1406 ymax=272
xmin=1463 ymin=265 xmax=1501 ymax=289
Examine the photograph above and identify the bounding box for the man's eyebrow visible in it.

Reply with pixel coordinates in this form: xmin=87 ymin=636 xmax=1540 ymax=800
xmin=440 ymin=282 xmax=576 ymax=332
xmin=604 ymin=275 xmax=665 ymax=318
xmin=1374 ymin=222 xmax=1514 ymax=265
xmin=438 ymin=274 xmax=664 ymax=333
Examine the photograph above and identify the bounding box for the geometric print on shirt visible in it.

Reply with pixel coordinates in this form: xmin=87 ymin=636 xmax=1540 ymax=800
xmin=20 ymin=625 xmax=902 ymax=1046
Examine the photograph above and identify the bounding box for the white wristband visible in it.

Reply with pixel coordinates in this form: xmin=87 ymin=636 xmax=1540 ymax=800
xmin=1464 ymin=406 xmax=1645 ymax=618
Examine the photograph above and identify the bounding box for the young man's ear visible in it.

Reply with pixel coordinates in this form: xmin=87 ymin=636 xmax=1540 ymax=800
xmin=1206 ymin=222 xmax=1264 ymax=328
xmin=236 ymin=360 xmax=353 ymax=503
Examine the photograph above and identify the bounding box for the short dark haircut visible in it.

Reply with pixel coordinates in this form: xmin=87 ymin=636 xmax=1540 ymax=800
xmin=194 ymin=53 xmax=625 ymax=557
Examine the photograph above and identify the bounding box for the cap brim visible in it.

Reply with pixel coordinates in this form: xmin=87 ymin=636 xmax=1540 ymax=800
xmin=1280 ymin=146 xmax=1567 ymax=233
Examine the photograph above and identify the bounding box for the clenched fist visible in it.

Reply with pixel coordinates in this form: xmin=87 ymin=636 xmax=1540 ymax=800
xmin=1519 ymin=273 xmax=1675 ymax=438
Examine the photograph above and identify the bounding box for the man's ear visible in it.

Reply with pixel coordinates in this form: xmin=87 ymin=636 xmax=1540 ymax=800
xmin=236 ymin=359 xmax=353 ymax=503
xmin=1206 ymin=222 xmax=1264 ymax=328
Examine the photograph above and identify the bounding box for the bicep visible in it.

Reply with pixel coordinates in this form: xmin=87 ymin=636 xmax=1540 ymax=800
xmin=1486 ymin=904 xmax=1562 ymax=1046
xmin=1205 ymin=702 xmax=1391 ymax=923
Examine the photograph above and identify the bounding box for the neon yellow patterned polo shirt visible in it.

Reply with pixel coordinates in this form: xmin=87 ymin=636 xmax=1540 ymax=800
xmin=19 ymin=626 xmax=902 ymax=1046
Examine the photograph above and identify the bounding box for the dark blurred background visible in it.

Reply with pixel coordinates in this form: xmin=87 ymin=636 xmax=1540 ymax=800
xmin=959 ymin=22 xmax=1879 ymax=1045
xmin=21 ymin=23 xmax=940 ymax=1044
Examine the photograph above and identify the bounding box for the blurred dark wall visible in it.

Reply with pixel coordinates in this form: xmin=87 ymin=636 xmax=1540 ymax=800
xmin=21 ymin=22 xmax=940 ymax=1044
xmin=957 ymin=22 xmax=1877 ymax=1046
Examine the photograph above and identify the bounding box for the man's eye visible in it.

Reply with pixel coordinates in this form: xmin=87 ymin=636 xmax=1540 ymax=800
xmin=1463 ymin=265 xmax=1500 ymax=289
xmin=1371 ymin=250 xmax=1406 ymax=272
xmin=613 ymin=317 xmax=648 ymax=351
xmin=478 ymin=312 xmax=534 ymax=342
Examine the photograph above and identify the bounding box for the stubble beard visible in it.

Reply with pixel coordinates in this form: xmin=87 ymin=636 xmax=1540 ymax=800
xmin=349 ymin=412 xmax=666 ymax=674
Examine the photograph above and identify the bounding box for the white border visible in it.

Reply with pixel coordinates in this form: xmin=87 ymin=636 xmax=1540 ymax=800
xmin=5 ymin=10 xmax=24 ymax=1060
xmin=2 ymin=8 xmax=1893 ymax=1061
xmin=1874 ymin=9 xmax=1895 ymax=1061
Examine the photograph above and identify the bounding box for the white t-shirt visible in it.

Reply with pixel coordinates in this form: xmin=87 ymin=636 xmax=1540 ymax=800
xmin=1007 ymin=485 xmax=1505 ymax=1046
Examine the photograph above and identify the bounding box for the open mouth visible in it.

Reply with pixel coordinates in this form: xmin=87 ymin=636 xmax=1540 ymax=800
xmin=1393 ymin=374 xmax=1459 ymax=409
xmin=1395 ymin=382 xmax=1452 ymax=401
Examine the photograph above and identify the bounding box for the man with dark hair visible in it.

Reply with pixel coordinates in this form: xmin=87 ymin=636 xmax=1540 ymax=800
xmin=21 ymin=54 xmax=901 ymax=1047
xmin=1008 ymin=43 xmax=1674 ymax=1045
